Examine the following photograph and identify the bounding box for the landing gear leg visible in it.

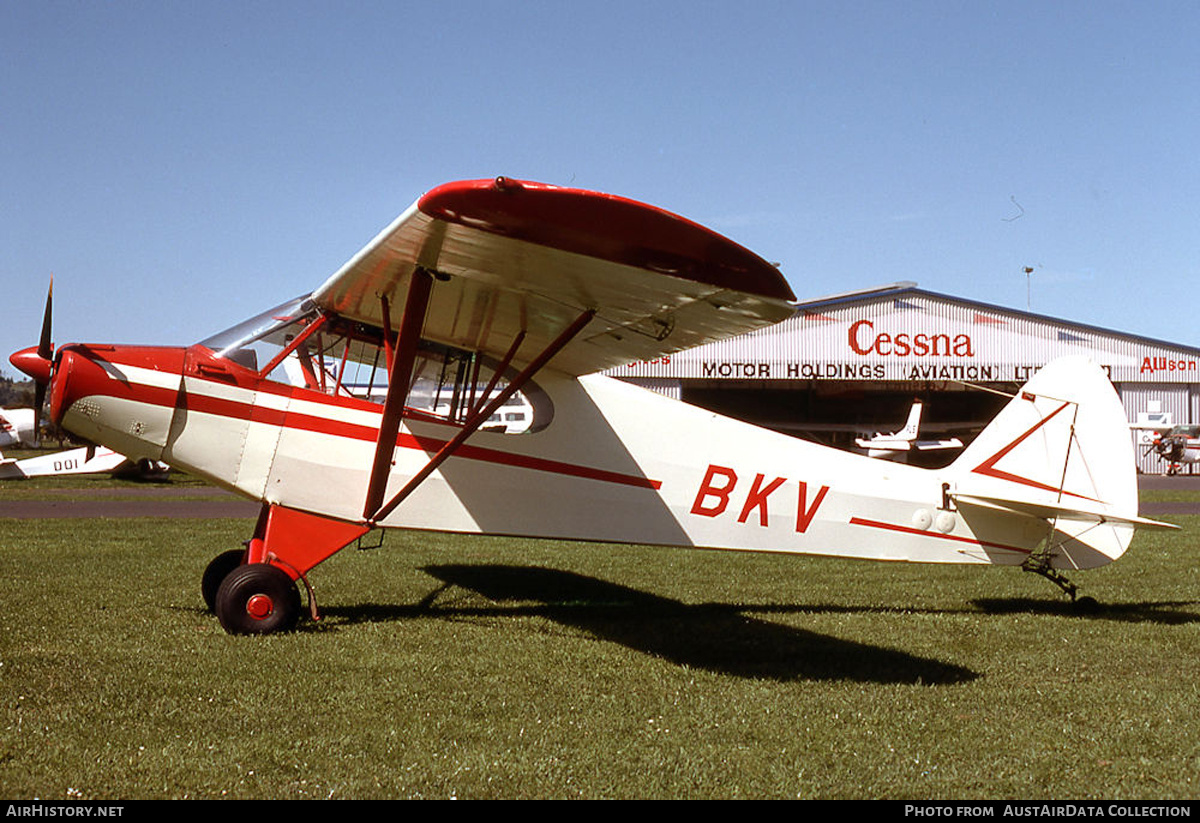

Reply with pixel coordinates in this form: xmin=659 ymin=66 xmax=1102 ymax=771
xmin=204 ymin=504 xmax=370 ymax=635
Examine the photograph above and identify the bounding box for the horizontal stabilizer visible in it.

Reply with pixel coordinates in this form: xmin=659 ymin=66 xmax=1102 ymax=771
xmin=951 ymin=493 xmax=1179 ymax=531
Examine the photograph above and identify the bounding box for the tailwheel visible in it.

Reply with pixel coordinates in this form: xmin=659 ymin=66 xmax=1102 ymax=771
xmin=201 ymin=549 xmax=247 ymax=612
xmin=215 ymin=563 xmax=302 ymax=635
xmin=1021 ymin=552 xmax=1100 ymax=611
xmin=1021 ymin=534 xmax=1080 ymax=602
xmin=1022 ymin=560 xmax=1078 ymax=601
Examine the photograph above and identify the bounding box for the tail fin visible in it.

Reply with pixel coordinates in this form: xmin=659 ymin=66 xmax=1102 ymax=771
xmin=901 ymin=400 xmax=923 ymax=440
xmin=949 ymin=357 xmax=1174 ymax=570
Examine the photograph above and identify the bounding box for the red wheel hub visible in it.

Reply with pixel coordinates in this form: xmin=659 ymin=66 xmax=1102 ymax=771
xmin=245 ymin=593 xmax=274 ymax=620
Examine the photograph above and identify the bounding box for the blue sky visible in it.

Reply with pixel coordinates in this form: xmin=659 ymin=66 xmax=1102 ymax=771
xmin=3 ymin=1 xmax=1198 ymax=373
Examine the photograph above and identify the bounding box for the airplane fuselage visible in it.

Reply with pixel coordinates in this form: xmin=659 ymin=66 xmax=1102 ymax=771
xmin=45 ymin=340 xmax=1109 ymax=576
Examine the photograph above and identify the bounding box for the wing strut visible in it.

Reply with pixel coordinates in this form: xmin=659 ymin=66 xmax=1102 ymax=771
xmin=362 ymin=268 xmax=434 ymax=520
xmin=367 ymin=308 xmax=595 ymax=525
xmin=468 ymin=328 xmax=526 ymax=419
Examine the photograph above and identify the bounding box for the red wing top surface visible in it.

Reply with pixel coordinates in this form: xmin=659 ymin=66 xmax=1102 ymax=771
xmin=311 ymin=178 xmax=797 ymax=375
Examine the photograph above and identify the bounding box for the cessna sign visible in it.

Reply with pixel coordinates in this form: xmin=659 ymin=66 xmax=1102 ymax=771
xmin=610 ymin=288 xmax=1200 ymax=384
xmin=847 ymin=319 xmax=975 ymax=358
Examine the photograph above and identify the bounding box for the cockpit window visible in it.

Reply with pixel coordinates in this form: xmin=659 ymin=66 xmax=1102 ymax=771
xmin=200 ymin=297 xmax=545 ymax=434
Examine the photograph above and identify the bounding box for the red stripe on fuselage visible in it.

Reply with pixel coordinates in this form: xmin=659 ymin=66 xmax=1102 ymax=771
xmin=849 ymin=516 xmax=1032 ymax=556
xmin=82 ymin=346 xmax=663 ymax=491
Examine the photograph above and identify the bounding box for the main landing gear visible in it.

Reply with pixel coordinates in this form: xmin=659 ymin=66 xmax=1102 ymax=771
xmin=201 ymin=504 xmax=370 ymax=635
xmin=202 ymin=549 xmax=302 ymax=634
xmin=201 ymin=549 xmax=246 ymax=612
xmin=214 ymin=563 xmax=303 ymax=634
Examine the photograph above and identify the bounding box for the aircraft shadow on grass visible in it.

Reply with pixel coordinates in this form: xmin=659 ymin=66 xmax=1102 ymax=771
xmin=316 ymin=564 xmax=979 ymax=686
xmin=971 ymin=598 xmax=1200 ymax=624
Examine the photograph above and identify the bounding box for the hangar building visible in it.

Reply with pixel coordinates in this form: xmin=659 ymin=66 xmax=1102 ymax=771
xmin=607 ymin=283 xmax=1200 ymax=473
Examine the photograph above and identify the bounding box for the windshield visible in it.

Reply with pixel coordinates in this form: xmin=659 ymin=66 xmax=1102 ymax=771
xmin=199 ymin=297 xmax=544 ymax=433
xmin=200 ymin=296 xmax=317 ymax=366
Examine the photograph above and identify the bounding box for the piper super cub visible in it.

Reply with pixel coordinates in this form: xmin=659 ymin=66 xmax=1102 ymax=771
xmin=10 ymin=177 xmax=1175 ymax=634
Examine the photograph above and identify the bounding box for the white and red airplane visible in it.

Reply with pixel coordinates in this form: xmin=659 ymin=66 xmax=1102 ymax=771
xmin=854 ymin=399 xmax=964 ymax=461
xmin=9 ymin=177 xmax=1175 ymax=634
xmin=1129 ymin=412 xmax=1199 ymax=475
xmin=1146 ymin=426 xmax=1200 ymax=475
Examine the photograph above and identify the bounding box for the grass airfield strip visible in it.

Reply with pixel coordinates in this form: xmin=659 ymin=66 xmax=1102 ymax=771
xmin=0 ymin=470 xmax=258 ymax=517
xmin=1 ymin=474 xmax=1198 ymax=799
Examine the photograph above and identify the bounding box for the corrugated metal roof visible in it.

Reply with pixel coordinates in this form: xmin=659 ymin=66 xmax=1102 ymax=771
xmin=797 ymin=284 xmax=1200 ymax=356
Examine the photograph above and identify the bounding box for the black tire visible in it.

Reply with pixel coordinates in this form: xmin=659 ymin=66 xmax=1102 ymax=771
xmin=202 ymin=549 xmax=247 ymax=612
xmin=215 ymin=563 xmax=302 ymax=635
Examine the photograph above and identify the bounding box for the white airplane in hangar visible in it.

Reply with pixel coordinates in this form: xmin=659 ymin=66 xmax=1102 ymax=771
xmin=9 ymin=177 xmax=1176 ymax=634
xmin=854 ymin=399 xmax=964 ymax=461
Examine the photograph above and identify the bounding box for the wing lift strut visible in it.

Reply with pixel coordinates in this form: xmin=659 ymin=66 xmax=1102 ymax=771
xmin=242 ymin=268 xmax=595 ymax=624
xmin=363 ymin=273 xmax=595 ymax=525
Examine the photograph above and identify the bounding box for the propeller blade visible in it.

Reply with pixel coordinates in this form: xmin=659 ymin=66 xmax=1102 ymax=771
xmin=37 ymin=278 xmax=53 ymax=361
xmin=32 ymin=278 xmax=53 ymax=446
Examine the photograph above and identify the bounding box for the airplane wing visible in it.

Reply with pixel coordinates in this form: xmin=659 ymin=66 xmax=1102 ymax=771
xmin=913 ymin=438 xmax=963 ymax=451
xmin=311 ymin=178 xmax=797 ymax=376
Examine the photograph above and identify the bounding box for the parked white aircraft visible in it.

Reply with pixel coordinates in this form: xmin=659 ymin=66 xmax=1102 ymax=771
xmin=1128 ymin=412 xmax=1200 ymax=475
xmin=0 ymin=445 xmax=123 ymax=479
xmin=0 ymin=407 xmax=36 ymax=448
xmin=0 ymin=444 xmax=170 ymax=480
xmin=855 ymin=400 xmax=964 ymax=461
xmin=9 ymin=177 xmax=1176 ymax=634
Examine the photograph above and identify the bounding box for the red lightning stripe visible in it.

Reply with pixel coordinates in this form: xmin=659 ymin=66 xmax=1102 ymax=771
xmin=971 ymin=400 xmax=1101 ymax=504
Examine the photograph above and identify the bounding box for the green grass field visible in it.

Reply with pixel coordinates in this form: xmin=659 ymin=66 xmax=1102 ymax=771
xmin=1 ymin=475 xmax=1197 ymax=799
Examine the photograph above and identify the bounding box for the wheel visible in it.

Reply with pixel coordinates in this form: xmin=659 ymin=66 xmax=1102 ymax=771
xmin=201 ymin=549 xmax=247 ymax=612
xmin=214 ymin=563 xmax=302 ymax=635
